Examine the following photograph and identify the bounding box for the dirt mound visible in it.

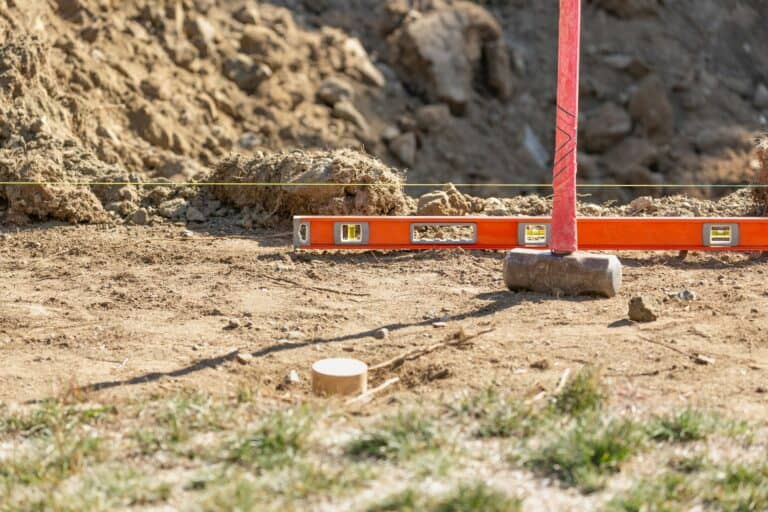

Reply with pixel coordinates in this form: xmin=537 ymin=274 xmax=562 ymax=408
xmin=0 ymin=144 xmax=120 ymax=224
xmin=209 ymin=150 xmax=414 ymax=220
xmin=0 ymin=0 xmax=766 ymax=225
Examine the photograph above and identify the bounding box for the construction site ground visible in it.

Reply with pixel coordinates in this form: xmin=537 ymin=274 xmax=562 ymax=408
xmin=2 ymin=222 xmax=766 ymax=413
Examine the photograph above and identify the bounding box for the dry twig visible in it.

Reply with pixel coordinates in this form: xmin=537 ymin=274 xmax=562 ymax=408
xmin=254 ymin=272 xmax=370 ymax=297
xmin=369 ymin=328 xmax=495 ymax=372
xmin=346 ymin=377 xmax=400 ymax=406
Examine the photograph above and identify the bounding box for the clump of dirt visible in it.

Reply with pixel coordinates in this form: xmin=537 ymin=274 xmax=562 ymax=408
xmin=0 ymin=143 xmax=124 ymax=224
xmin=416 ymin=184 xmax=474 ymax=215
xmin=752 ymin=137 xmax=768 ymax=215
xmin=209 ymin=150 xmax=414 ymax=219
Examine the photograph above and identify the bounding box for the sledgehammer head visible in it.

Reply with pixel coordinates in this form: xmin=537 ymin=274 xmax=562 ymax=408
xmin=503 ymin=249 xmax=622 ymax=298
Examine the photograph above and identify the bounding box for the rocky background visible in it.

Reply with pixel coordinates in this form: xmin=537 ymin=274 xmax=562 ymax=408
xmin=0 ymin=0 xmax=766 ymax=224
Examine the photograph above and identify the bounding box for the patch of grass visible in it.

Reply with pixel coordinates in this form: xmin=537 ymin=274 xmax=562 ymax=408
xmin=433 ymin=483 xmax=521 ymax=512
xmin=608 ymin=464 xmax=768 ymax=512
xmin=367 ymin=488 xmax=420 ymax=511
xmin=0 ymin=432 xmax=107 ymax=509
xmin=0 ymin=400 xmax=116 ymax=438
xmin=346 ymin=411 xmax=439 ymax=461
xmin=705 ymin=464 xmax=768 ymax=510
xmin=551 ymin=366 xmax=605 ymax=416
xmin=199 ymin=462 xmax=372 ymax=511
xmin=154 ymin=392 xmax=228 ymax=444
xmin=605 ymin=472 xmax=694 ymax=512
xmin=525 ymin=416 xmax=644 ymax=493
xmin=200 ymin=475 xmax=262 ymax=512
xmin=474 ymin=401 xmax=545 ymax=439
xmin=667 ymin=453 xmax=707 ymax=474
xmin=262 ymin=461 xmax=373 ymax=501
xmin=645 ymin=409 xmax=717 ymax=443
xmin=225 ymin=408 xmax=311 ymax=470
xmin=367 ymin=483 xmax=520 ymax=512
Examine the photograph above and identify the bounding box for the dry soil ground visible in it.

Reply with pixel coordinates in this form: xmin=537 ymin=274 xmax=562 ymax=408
xmin=1 ymin=223 xmax=766 ymax=415
xmin=3 ymin=222 xmax=768 ymax=511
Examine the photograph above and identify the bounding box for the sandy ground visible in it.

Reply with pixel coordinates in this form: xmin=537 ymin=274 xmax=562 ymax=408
xmin=0 ymin=223 xmax=767 ymax=419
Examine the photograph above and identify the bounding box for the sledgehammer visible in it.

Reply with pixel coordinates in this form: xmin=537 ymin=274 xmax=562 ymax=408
xmin=503 ymin=0 xmax=622 ymax=298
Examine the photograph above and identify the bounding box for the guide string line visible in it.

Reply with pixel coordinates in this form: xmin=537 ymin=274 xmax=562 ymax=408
xmin=0 ymin=182 xmax=766 ymax=189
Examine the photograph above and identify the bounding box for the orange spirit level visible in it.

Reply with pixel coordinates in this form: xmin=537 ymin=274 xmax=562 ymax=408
xmin=293 ymin=216 xmax=768 ymax=252
xmin=291 ymin=2 xmax=767 ymax=256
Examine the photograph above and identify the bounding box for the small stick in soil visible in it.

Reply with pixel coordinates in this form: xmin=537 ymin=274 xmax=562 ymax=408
xmin=346 ymin=377 xmax=400 ymax=406
xmin=638 ymin=336 xmax=689 ymax=357
xmin=554 ymin=368 xmax=571 ymax=394
xmin=369 ymin=327 xmax=495 ymax=372
xmin=254 ymin=272 xmax=370 ymax=297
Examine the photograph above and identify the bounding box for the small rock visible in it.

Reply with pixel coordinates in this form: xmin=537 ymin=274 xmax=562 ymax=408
xmin=580 ymin=204 xmax=603 ymax=215
xmin=604 ymin=137 xmax=659 ymax=175
xmin=236 ymin=352 xmax=253 ymax=364
xmin=158 ymin=198 xmax=188 ymax=219
xmin=140 ymin=77 xmax=171 ymax=101
xmin=629 ymin=196 xmax=654 ymax=212
xmin=755 ymin=83 xmax=768 ymax=109
xmin=233 ymin=5 xmax=260 ymax=24
xmin=530 ymin=359 xmax=551 ymax=370
xmin=223 ymin=55 xmax=273 ymax=93
xmin=629 ymin=74 xmax=675 ymax=140
xmin=185 ymin=16 xmax=217 ymax=57
xmin=317 ymin=77 xmax=354 ymax=106
xmin=756 ymin=386 xmax=767 ymax=394
xmin=374 ymin=328 xmax=389 ymax=339
xmin=381 ymin=125 xmax=401 ymax=142
xmin=332 ymin=100 xmax=369 ymax=133
xmin=240 ymin=25 xmax=284 ymax=58
xmin=675 ymin=290 xmax=697 ymax=302
xmin=389 ymin=132 xmax=417 ymax=167
xmin=225 ymin=318 xmax=241 ymax=330
xmin=483 ymin=197 xmax=508 ymax=216
xmin=432 ymin=321 xmax=447 ymax=328
xmin=415 ymin=103 xmax=452 ymax=132
xmin=693 ymin=354 xmax=715 ymax=366
xmin=628 ymin=296 xmax=657 ymax=322
xmin=416 ymin=184 xmax=470 ymax=216
xmin=186 ymin=206 xmax=206 ymax=223
xmin=583 ymin=102 xmax=632 ymax=153
xmin=131 ymin=208 xmax=150 ymax=225
xmin=287 ymin=330 xmax=304 ymax=340
xmin=182 ymin=229 xmax=195 ymax=238
xmin=343 ymin=37 xmax=386 ymax=87
xmin=239 ymin=132 xmax=261 ymax=150
xmin=285 ymin=370 xmax=300 ymax=384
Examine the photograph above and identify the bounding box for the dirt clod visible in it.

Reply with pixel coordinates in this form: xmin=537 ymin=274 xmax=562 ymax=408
xmin=628 ymin=296 xmax=657 ymax=323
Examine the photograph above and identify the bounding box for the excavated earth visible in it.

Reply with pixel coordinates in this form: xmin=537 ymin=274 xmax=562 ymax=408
xmin=0 ymin=0 xmax=768 ymax=436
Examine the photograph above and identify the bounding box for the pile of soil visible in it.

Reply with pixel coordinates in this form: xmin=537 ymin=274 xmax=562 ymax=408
xmin=210 ymin=150 xmax=413 ymax=218
xmin=0 ymin=0 xmax=766 ymax=224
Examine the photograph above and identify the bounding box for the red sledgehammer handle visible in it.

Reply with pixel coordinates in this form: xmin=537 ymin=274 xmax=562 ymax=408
xmin=551 ymin=0 xmax=581 ymax=254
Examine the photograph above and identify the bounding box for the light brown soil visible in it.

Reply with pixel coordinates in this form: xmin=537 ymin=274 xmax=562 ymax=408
xmin=2 ymin=223 xmax=766 ymax=420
